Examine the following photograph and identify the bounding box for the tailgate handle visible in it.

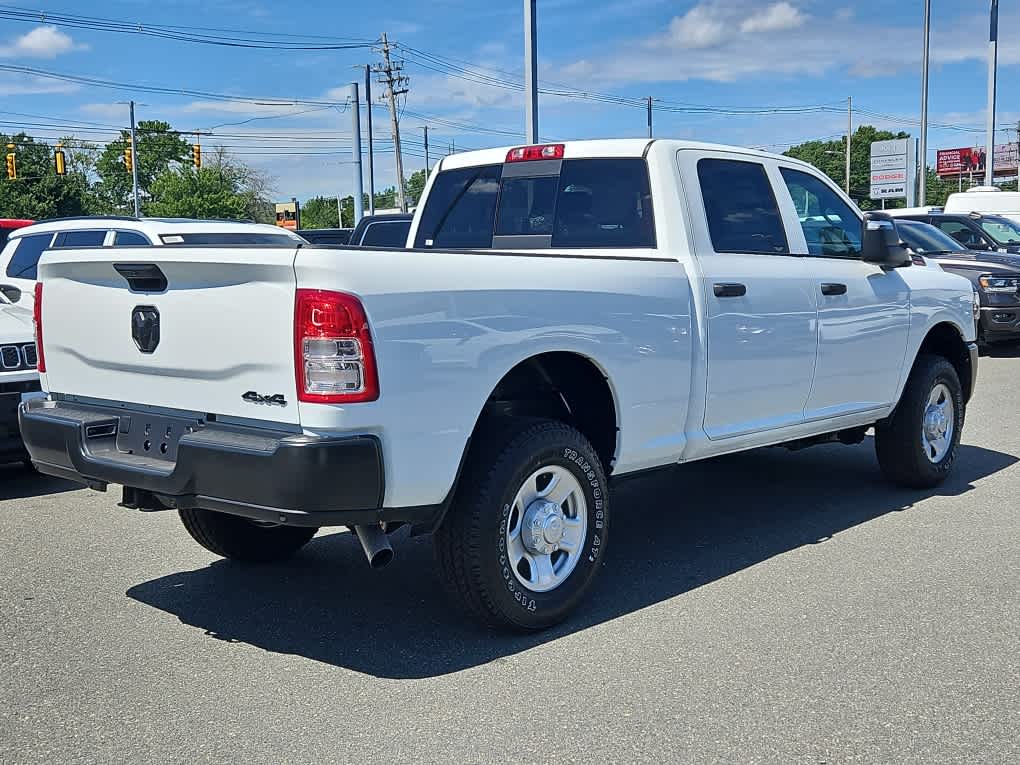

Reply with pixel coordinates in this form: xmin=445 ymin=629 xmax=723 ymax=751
xmin=113 ymin=263 xmax=167 ymax=293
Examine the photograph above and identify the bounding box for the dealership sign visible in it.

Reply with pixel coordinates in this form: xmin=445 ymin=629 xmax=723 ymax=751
xmin=870 ymin=138 xmax=915 ymax=203
xmin=936 ymin=143 xmax=1019 ymax=177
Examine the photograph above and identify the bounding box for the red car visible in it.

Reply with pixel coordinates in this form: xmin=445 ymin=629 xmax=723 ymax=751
xmin=0 ymin=219 xmax=33 ymax=249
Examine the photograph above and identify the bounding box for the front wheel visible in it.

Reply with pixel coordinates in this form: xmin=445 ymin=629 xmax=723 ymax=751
xmin=875 ymin=354 xmax=964 ymax=489
xmin=434 ymin=419 xmax=609 ymax=631
xmin=178 ymin=508 xmax=317 ymax=563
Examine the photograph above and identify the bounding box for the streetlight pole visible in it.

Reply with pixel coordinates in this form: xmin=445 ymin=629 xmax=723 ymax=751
xmin=350 ymin=82 xmax=364 ymax=226
xmin=524 ymin=0 xmax=538 ymax=143
xmin=919 ymin=0 xmax=931 ymax=205
xmin=845 ymin=96 xmax=852 ymax=195
xmin=129 ymin=100 xmax=140 ymax=216
xmin=985 ymin=0 xmax=999 ymax=187
xmin=364 ymin=64 xmax=375 ymax=215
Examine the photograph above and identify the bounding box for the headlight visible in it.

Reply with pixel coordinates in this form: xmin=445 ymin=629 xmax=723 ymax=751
xmin=978 ymin=274 xmax=1020 ymax=293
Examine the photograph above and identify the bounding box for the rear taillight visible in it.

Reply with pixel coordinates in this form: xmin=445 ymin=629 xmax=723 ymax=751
xmin=505 ymin=143 xmax=565 ymax=162
xmin=33 ymin=282 xmax=45 ymax=373
xmin=294 ymin=289 xmax=377 ymax=403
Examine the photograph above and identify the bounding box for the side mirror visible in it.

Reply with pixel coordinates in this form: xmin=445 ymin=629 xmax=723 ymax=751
xmin=0 ymin=284 xmax=22 ymax=303
xmin=862 ymin=214 xmax=911 ymax=268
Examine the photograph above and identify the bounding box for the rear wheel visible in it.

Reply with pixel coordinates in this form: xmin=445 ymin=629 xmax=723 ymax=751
xmin=178 ymin=508 xmax=317 ymax=563
xmin=434 ymin=419 xmax=609 ymax=631
xmin=875 ymin=354 xmax=964 ymax=489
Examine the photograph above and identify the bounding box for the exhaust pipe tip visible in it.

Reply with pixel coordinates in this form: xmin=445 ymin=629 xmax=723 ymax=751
xmin=353 ymin=524 xmax=394 ymax=569
xmin=368 ymin=546 xmax=394 ymax=569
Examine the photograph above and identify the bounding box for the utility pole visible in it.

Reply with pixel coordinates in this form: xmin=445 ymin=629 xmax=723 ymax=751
xmin=919 ymin=0 xmax=931 ymax=205
xmin=422 ymin=125 xmax=429 ymax=175
xmin=646 ymin=96 xmax=653 ymax=138
xmin=985 ymin=0 xmax=999 ymax=187
xmin=374 ymin=33 xmax=409 ymax=213
xmin=350 ymin=81 xmax=364 ymax=225
xmin=365 ymin=64 xmax=375 ymax=215
xmin=129 ymin=100 xmax=140 ymax=217
xmin=845 ymin=96 xmax=852 ymax=195
xmin=524 ymin=0 xmax=538 ymax=143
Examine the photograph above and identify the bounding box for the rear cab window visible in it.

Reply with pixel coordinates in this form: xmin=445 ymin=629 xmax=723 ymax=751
xmin=697 ymin=158 xmax=789 ymax=254
xmin=360 ymin=221 xmax=411 ymax=247
xmin=413 ymin=157 xmax=655 ymax=250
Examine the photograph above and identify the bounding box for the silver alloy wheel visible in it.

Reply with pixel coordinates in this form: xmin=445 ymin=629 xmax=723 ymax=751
xmin=506 ymin=465 xmax=588 ymax=593
xmin=921 ymin=382 xmax=954 ymax=463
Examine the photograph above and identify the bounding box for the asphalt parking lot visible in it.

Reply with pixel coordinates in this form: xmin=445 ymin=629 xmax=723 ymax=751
xmin=2 ymin=355 xmax=1018 ymax=765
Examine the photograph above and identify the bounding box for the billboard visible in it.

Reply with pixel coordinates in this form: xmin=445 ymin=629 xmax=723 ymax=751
xmin=870 ymin=138 xmax=915 ymax=203
xmin=936 ymin=143 xmax=1018 ymax=177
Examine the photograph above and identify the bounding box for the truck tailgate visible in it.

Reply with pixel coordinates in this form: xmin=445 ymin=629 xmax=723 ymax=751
xmin=38 ymin=246 xmax=301 ymax=425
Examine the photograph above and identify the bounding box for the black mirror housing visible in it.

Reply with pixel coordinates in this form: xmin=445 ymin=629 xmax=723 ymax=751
xmin=862 ymin=213 xmax=911 ymax=268
xmin=0 ymin=284 xmax=22 ymax=303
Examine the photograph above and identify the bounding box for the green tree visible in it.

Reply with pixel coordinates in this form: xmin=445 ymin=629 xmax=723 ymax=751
xmin=146 ymin=166 xmax=250 ymax=220
xmin=300 ymin=195 xmax=341 ymax=229
xmin=0 ymin=133 xmax=97 ymax=218
xmin=784 ymin=125 xmax=910 ymax=210
xmin=406 ymin=169 xmax=428 ymax=206
xmin=96 ymin=120 xmax=189 ymax=213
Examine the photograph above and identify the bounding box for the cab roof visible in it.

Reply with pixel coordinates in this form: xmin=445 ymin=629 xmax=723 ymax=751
xmin=438 ymin=138 xmax=810 ymax=171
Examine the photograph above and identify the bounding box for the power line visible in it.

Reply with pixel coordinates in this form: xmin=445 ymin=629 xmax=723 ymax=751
xmin=0 ymin=63 xmax=346 ymax=106
xmin=0 ymin=5 xmax=377 ymax=49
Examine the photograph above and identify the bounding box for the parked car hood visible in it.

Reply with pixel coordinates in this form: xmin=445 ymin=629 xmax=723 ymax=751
xmin=927 ymin=249 xmax=1020 ymax=272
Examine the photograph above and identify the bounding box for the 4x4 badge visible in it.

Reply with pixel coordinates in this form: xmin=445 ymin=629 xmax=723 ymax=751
xmin=131 ymin=306 xmax=160 ymax=353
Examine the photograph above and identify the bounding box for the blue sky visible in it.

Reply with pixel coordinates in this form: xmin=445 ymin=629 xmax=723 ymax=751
xmin=0 ymin=0 xmax=1015 ymax=201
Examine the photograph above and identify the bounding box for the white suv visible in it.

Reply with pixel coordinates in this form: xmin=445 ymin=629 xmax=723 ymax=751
xmin=0 ymin=217 xmax=305 ymax=301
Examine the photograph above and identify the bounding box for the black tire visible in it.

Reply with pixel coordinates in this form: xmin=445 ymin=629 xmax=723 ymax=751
xmin=875 ymin=354 xmax=964 ymax=489
xmin=178 ymin=508 xmax=317 ymax=563
xmin=434 ymin=419 xmax=609 ymax=631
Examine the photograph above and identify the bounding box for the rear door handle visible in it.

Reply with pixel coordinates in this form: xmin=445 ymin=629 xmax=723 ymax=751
xmin=820 ymin=283 xmax=847 ymax=296
xmin=713 ymin=283 xmax=747 ymax=298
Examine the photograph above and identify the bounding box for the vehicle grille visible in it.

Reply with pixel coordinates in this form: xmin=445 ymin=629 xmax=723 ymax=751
xmin=0 ymin=343 xmax=37 ymax=371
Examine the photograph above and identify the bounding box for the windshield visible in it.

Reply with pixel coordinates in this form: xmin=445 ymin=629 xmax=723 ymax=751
xmin=979 ymin=217 xmax=1020 ymax=245
xmin=896 ymin=221 xmax=966 ymax=254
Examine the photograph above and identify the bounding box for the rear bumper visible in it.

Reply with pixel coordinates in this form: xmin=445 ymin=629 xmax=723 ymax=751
xmin=18 ymin=398 xmax=419 ymax=527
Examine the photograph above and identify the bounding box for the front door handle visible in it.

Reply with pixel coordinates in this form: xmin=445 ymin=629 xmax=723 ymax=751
xmin=713 ymin=283 xmax=747 ymax=298
xmin=820 ymin=283 xmax=847 ymax=296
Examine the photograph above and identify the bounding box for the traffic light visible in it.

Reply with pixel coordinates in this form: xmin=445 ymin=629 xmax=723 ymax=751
xmin=123 ymin=146 xmax=133 ymax=172
xmin=54 ymin=145 xmax=66 ymax=176
xmin=5 ymin=144 xmax=15 ymax=180
xmin=191 ymin=143 xmax=201 ymax=169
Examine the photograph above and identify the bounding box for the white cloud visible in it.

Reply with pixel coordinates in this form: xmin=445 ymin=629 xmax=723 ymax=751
xmin=0 ymin=26 xmax=86 ymax=59
xmin=0 ymin=74 xmax=78 ymax=96
xmin=740 ymin=2 xmax=805 ymax=34
xmin=557 ymin=1 xmax=1020 ymax=86
xmin=668 ymin=5 xmax=727 ymax=49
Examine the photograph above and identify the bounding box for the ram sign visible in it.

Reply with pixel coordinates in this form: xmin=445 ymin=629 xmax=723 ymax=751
xmin=870 ymin=139 xmax=916 ymax=204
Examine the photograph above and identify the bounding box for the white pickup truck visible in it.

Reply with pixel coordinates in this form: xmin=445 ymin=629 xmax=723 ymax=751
xmin=20 ymin=139 xmax=978 ymax=630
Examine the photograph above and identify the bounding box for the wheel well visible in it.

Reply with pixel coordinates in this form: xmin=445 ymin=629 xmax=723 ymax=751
xmin=479 ymin=352 xmax=618 ymax=472
xmin=917 ymin=322 xmax=973 ymax=401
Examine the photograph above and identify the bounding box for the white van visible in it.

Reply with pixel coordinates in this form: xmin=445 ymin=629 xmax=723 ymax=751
xmin=944 ymin=187 xmax=1020 ymax=224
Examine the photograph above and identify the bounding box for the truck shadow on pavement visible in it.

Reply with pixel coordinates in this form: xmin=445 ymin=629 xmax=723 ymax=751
xmin=0 ymin=463 xmax=80 ymax=500
xmin=127 ymin=440 xmax=1015 ymax=679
